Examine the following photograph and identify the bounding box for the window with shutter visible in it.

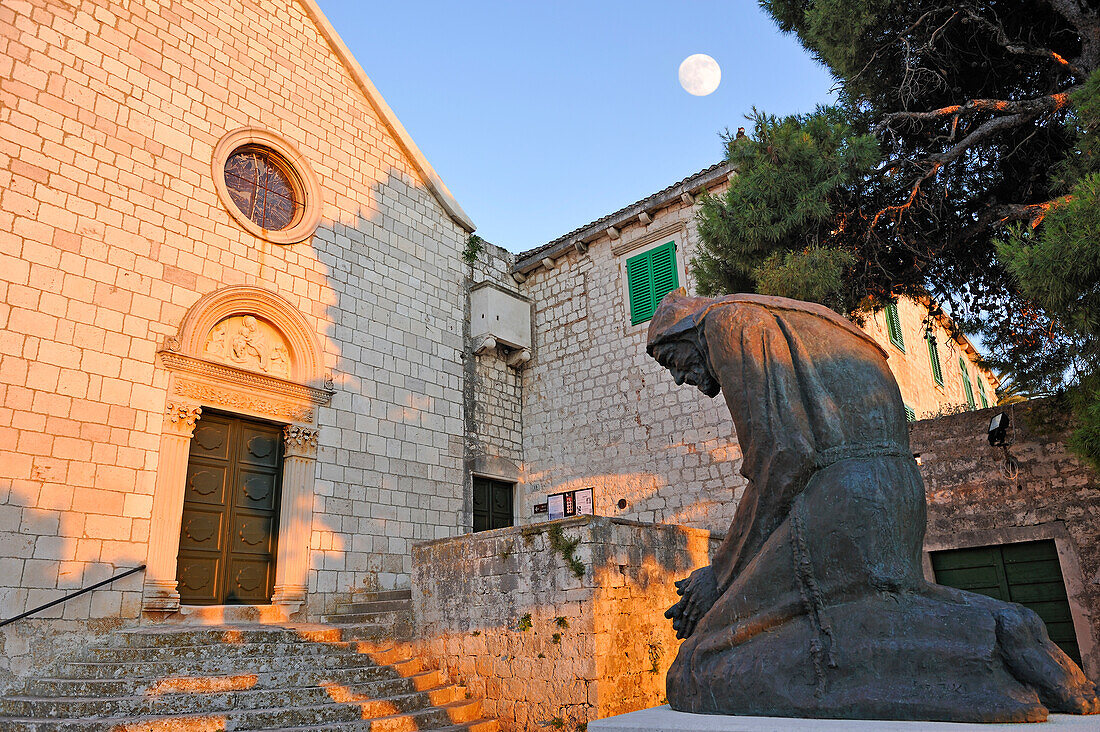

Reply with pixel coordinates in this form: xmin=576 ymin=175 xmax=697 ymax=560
xmin=885 ymin=303 xmax=905 ymax=351
xmin=904 ymin=404 xmax=916 ymax=422
xmin=978 ymin=382 xmax=989 ymax=409
xmin=959 ymin=358 xmax=976 ymax=409
xmin=625 ymin=240 xmax=679 ymax=325
xmin=926 ymin=334 xmax=944 ymax=386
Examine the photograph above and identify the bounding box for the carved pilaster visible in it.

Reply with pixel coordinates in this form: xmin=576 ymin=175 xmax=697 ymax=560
xmin=164 ymin=401 xmax=202 ymax=437
xmin=272 ymin=425 xmax=318 ymax=613
xmin=283 ymin=425 xmax=318 ymax=458
xmin=142 ymin=402 xmax=201 ymax=613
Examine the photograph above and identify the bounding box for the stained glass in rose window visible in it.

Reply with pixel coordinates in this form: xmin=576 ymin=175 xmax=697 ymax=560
xmin=224 ymin=148 xmax=299 ymax=231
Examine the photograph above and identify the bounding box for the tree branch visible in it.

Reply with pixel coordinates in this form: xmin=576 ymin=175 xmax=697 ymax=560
xmin=1044 ymin=0 xmax=1100 ymax=70
xmin=961 ymin=9 xmax=1087 ymax=78
xmin=875 ymin=91 xmax=1075 ymax=133
xmin=952 ymin=195 xmax=1075 ymax=244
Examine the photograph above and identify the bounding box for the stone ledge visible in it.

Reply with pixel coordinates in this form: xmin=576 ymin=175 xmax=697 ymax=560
xmin=589 ymin=706 xmax=1098 ymax=731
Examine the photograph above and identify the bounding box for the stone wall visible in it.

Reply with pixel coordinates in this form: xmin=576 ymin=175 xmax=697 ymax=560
xmin=516 ymin=174 xmax=998 ymax=535
xmin=0 ymin=0 xmax=469 ymax=689
xmin=465 ymin=241 xmax=524 ymax=483
xmin=411 ymin=516 xmax=718 ymax=731
xmin=912 ymin=400 xmax=1100 ymax=682
xmin=519 ymin=195 xmax=746 ymax=534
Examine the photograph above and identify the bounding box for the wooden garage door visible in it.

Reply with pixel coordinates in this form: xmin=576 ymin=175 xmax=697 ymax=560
xmin=176 ymin=412 xmax=282 ymax=605
xmin=931 ymin=540 xmax=1081 ymax=666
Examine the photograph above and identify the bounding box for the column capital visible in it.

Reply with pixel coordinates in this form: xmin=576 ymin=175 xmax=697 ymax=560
xmin=164 ymin=401 xmax=202 ymax=437
xmin=283 ymin=424 xmax=318 ymax=458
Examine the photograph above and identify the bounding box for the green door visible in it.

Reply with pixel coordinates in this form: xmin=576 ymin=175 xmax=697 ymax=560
xmin=176 ymin=412 xmax=283 ymax=605
xmin=931 ymin=540 xmax=1081 ymax=666
xmin=473 ymin=477 xmax=514 ymax=532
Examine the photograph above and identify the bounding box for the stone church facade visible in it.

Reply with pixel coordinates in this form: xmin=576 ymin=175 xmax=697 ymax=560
xmin=1 ymin=0 xmax=475 ymax=685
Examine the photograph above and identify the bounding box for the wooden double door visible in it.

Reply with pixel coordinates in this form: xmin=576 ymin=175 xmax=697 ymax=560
xmin=176 ymin=411 xmax=283 ymax=605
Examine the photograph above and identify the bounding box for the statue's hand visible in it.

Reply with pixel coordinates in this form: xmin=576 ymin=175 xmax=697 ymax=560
xmin=664 ymin=565 xmax=718 ymax=639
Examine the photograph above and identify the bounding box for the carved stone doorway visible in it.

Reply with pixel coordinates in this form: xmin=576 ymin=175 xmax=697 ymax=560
xmin=143 ymin=286 xmax=333 ymax=616
xmin=177 ymin=412 xmax=283 ymax=605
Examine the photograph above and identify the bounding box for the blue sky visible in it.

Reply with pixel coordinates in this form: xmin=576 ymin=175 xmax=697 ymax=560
xmin=315 ymin=1 xmax=837 ymax=253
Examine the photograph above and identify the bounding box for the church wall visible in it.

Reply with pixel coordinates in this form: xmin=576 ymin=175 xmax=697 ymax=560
xmin=0 ymin=0 xmax=468 ymax=688
xmin=517 ymin=174 xmax=1000 ymax=535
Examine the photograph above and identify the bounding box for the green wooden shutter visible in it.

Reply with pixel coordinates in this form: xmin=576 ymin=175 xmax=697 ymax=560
xmin=626 ymin=241 xmax=678 ymax=325
xmin=959 ymin=358 xmax=976 ymax=409
xmin=926 ymin=335 xmax=944 ymax=386
xmin=931 ymin=541 xmax=1081 ymax=667
xmin=885 ymin=303 xmax=905 ymax=351
xmin=978 ymin=382 xmax=989 ymax=409
xmin=904 ymin=404 xmax=916 ymax=422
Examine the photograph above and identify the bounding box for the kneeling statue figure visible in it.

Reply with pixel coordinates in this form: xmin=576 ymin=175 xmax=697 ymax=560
xmin=647 ymin=289 xmax=1099 ymax=723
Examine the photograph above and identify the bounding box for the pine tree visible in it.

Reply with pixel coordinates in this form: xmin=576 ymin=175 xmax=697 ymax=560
xmin=694 ymin=1 xmax=1100 ymax=462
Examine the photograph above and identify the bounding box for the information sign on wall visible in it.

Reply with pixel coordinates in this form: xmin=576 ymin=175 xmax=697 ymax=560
xmin=543 ymin=487 xmax=595 ymax=520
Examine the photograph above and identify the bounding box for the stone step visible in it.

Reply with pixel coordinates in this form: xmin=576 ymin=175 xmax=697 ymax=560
xmin=2 ymin=680 xmax=464 ymax=719
xmin=2 ymin=697 xmax=485 ymax=731
xmin=345 ymin=589 xmax=412 ymax=604
xmin=24 ymin=668 xmax=447 ymax=699
xmin=157 ymin=604 xmax=292 ymax=625
xmin=80 ymin=639 xmax=365 ymax=663
xmin=57 ymin=652 xmax=425 ymax=680
xmin=104 ymin=624 xmax=342 ymax=648
xmin=333 ymin=598 xmax=412 ymax=616
xmin=329 ymin=622 xmax=393 ymax=641
xmin=325 ymin=610 xmax=409 ymax=625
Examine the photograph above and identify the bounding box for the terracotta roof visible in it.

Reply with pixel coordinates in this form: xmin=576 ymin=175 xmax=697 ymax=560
xmin=513 ymin=160 xmax=733 ymax=273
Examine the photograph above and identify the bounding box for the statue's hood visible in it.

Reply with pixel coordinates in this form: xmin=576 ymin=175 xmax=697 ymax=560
xmin=646 ymin=288 xmax=889 ymax=359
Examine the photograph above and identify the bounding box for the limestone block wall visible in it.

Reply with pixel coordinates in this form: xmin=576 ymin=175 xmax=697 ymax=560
xmin=519 ymin=200 xmax=745 ymax=533
xmin=912 ymin=400 xmax=1100 ymax=682
xmin=412 ymin=516 xmax=717 ymax=731
xmin=862 ymin=297 xmax=998 ymax=419
xmin=465 ymin=242 xmax=524 ymax=481
xmin=518 ymin=177 xmax=999 ymax=535
xmin=0 ymin=0 xmax=468 ymax=689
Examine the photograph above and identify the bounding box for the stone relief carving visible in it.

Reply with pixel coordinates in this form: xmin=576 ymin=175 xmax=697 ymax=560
xmin=203 ymin=315 xmax=292 ymax=380
xmin=172 ymin=380 xmax=314 ymax=423
xmin=283 ymin=425 xmax=319 ymax=457
xmin=164 ymin=402 xmax=202 ymax=435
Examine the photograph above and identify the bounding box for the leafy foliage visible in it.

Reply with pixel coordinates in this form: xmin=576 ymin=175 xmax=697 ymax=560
xmin=462 ymin=233 xmax=484 ymax=264
xmin=693 ymin=0 xmax=1100 ymax=461
xmin=694 ymin=108 xmax=878 ymax=311
xmin=547 ymin=525 xmax=585 ymax=579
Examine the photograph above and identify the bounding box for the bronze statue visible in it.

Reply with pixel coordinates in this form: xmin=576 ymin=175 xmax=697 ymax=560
xmin=647 ymin=289 xmax=1098 ymax=723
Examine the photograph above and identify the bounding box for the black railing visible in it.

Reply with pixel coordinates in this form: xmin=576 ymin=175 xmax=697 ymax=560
xmin=0 ymin=564 xmax=146 ymax=628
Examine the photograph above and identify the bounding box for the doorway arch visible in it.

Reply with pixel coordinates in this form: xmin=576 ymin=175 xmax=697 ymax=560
xmin=143 ymin=286 xmax=333 ymax=615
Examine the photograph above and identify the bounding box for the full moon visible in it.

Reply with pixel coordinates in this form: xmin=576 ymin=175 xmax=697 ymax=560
xmin=679 ymin=54 xmax=721 ymax=96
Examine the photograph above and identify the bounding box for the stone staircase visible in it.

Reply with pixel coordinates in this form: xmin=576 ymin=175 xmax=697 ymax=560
xmin=322 ymin=590 xmax=414 ymax=642
xmin=0 ymin=591 xmax=497 ymax=731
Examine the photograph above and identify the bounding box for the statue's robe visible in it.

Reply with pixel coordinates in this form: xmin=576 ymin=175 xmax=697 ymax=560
xmin=652 ymin=294 xmax=1096 ymax=723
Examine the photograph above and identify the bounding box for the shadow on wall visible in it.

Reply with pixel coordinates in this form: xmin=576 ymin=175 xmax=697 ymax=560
xmin=307 ymin=168 xmax=467 ymax=611
xmin=0 ymin=167 xmax=463 ymax=691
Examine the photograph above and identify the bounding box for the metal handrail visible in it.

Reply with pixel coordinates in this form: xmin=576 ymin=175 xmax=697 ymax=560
xmin=0 ymin=564 xmax=146 ymax=628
